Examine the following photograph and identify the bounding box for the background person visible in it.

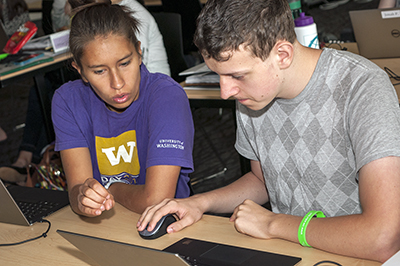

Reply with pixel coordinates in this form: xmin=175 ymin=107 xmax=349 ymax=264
xmin=0 ymin=127 xmax=6 ymax=142
xmin=378 ymin=0 xmax=400 ymax=8
xmin=0 ymin=0 xmax=29 ymax=36
xmin=51 ymin=0 xmax=70 ymax=32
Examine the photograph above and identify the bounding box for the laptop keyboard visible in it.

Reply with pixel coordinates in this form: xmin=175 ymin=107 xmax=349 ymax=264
xmin=17 ymin=200 xmax=60 ymax=222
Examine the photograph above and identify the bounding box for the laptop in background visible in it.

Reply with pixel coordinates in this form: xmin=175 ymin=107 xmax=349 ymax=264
xmin=349 ymin=8 xmax=400 ymax=59
xmin=0 ymin=179 xmax=69 ymax=226
xmin=57 ymin=230 xmax=302 ymax=266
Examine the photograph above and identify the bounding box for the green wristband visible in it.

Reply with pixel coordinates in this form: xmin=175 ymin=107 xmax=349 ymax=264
xmin=298 ymin=210 xmax=326 ymax=248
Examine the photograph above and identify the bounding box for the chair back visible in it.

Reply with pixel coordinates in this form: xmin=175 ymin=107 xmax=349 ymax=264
xmin=161 ymin=0 xmax=202 ymax=54
xmin=42 ymin=0 xmax=54 ymax=35
xmin=152 ymin=12 xmax=188 ymax=82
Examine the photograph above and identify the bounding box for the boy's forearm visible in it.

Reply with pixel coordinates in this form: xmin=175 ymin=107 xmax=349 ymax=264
xmin=269 ymin=212 xmax=398 ymax=263
xmin=198 ymin=171 xmax=269 ymax=215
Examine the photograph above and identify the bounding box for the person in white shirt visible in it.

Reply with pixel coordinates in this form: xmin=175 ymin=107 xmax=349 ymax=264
xmin=51 ymin=0 xmax=70 ymax=32
xmin=112 ymin=0 xmax=170 ymax=76
xmin=378 ymin=0 xmax=400 ymax=8
xmin=59 ymin=0 xmax=171 ymax=75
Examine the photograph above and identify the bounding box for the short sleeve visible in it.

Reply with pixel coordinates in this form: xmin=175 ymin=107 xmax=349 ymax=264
xmin=146 ymin=81 xmax=194 ymax=172
xmin=51 ymin=83 xmax=90 ymax=151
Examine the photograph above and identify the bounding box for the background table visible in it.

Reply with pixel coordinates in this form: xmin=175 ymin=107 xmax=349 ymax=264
xmin=183 ymin=86 xmax=251 ymax=176
xmin=0 ymin=53 xmax=72 ymax=143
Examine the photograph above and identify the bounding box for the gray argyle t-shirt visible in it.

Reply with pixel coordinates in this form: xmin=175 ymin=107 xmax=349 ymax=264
xmin=235 ymin=48 xmax=400 ymax=217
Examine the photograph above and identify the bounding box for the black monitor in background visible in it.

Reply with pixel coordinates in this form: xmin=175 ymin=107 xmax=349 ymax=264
xmin=161 ymin=0 xmax=202 ymax=55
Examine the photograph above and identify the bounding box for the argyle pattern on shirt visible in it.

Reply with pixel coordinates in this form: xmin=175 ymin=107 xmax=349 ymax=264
xmin=237 ymin=94 xmax=361 ymax=218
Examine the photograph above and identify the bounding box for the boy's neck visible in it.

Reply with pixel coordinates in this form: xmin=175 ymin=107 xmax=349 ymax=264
xmin=283 ymin=42 xmax=322 ymax=99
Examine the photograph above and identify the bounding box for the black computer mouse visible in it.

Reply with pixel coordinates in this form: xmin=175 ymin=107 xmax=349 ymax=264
xmin=138 ymin=214 xmax=177 ymax=240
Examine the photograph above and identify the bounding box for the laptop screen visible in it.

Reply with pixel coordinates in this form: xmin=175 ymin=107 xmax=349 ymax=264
xmin=0 ymin=180 xmax=69 ymax=226
xmin=349 ymin=8 xmax=400 ymax=59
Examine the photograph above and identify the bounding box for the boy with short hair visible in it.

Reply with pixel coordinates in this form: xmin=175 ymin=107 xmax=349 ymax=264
xmin=138 ymin=0 xmax=400 ymax=262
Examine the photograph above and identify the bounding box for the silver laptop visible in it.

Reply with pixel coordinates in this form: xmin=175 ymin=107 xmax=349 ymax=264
xmin=0 ymin=179 xmax=69 ymax=226
xmin=57 ymin=230 xmax=191 ymax=266
xmin=349 ymin=8 xmax=400 ymax=59
xmin=57 ymin=230 xmax=302 ymax=266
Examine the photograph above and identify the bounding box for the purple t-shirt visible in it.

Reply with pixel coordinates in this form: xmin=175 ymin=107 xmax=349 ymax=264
xmin=52 ymin=64 xmax=194 ymax=198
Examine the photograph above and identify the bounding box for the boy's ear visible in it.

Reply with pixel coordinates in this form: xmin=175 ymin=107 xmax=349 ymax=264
xmin=274 ymin=41 xmax=294 ymax=69
xmin=71 ymin=61 xmax=88 ymax=83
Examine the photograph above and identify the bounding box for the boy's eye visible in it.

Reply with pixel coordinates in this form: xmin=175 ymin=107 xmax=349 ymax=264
xmin=232 ymin=75 xmax=243 ymax=80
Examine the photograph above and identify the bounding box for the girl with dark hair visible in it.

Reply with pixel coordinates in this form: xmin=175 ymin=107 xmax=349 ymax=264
xmin=52 ymin=2 xmax=194 ymax=217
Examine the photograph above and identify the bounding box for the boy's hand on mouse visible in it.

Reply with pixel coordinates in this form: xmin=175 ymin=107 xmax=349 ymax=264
xmin=77 ymin=178 xmax=115 ymax=217
xmin=230 ymin=199 xmax=275 ymax=239
xmin=137 ymin=196 xmax=205 ymax=233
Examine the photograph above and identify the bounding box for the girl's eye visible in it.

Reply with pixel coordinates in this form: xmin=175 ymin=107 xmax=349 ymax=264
xmin=120 ymin=60 xmax=131 ymax=67
xmin=94 ymin=69 xmax=105 ymax=75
